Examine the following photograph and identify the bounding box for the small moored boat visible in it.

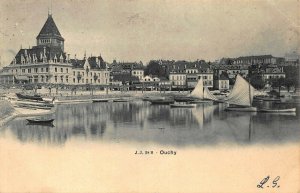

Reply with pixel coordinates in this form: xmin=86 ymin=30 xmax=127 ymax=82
xmin=16 ymin=93 xmax=44 ymax=101
xmin=225 ymin=106 xmax=257 ymax=112
xmin=174 ymin=96 xmax=194 ymax=102
xmin=149 ymin=98 xmax=174 ymax=105
xmin=259 ymin=108 xmax=296 ymax=113
xmin=189 ymin=100 xmax=213 ymax=104
xmin=113 ymin=98 xmax=129 ymax=102
xmin=254 ymin=96 xmax=281 ymax=102
xmin=170 ymin=103 xmax=196 ymax=108
xmin=92 ymin=99 xmax=109 ymax=103
xmin=26 ymin=118 xmax=54 ymax=124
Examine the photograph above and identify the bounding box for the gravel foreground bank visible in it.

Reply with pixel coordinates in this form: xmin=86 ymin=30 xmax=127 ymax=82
xmin=0 ymin=100 xmax=17 ymax=127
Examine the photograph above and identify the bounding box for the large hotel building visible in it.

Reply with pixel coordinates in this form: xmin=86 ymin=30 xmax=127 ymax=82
xmin=0 ymin=13 xmax=110 ymax=86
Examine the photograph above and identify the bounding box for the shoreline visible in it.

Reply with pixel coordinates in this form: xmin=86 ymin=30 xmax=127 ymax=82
xmin=0 ymin=91 xmax=188 ymax=126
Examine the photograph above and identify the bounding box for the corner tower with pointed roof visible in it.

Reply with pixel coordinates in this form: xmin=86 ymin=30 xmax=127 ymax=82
xmin=36 ymin=13 xmax=64 ymax=51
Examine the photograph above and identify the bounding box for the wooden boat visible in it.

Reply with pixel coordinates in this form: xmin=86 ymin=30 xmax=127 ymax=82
xmin=225 ymin=106 xmax=257 ymax=112
xmin=259 ymin=108 xmax=296 ymax=113
xmin=92 ymin=99 xmax=109 ymax=103
xmin=149 ymin=98 xmax=174 ymax=105
xmin=224 ymin=74 xmax=258 ymax=112
xmin=113 ymin=98 xmax=129 ymax=102
xmin=189 ymin=100 xmax=213 ymax=104
xmin=174 ymin=96 xmax=194 ymax=102
xmin=275 ymin=101 xmax=300 ymax=105
xmin=142 ymin=96 xmax=165 ymax=101
xmin=170 ymin=103 xmax=196 ymax=108
xmin=16 ymin=93 xmax=44 ymax=101
xmin=142 ymin=96 xmax=151 ymax=101
xmin=26 ymin=118 xmax=54 ymax=124
xmin=254 ymin=96 xmax=281 ymax=101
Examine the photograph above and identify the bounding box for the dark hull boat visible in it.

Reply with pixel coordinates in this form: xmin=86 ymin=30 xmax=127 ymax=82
xmin=92 ymin=99 xmax=109 ymax=103
xmin=26 ymin=118 xmax=54 ymax=124
xmin=149 ymin=99 xmax=175 ymax=105
xmin=174 ymin=96 xmax=194 ymax=102
xmin=113 ymin=98 xmax=129 ymax=102
xmin=16 ymin=93 xmax=44 ymax=101
xmin=254 ymin=96 xmax=281 ymax=102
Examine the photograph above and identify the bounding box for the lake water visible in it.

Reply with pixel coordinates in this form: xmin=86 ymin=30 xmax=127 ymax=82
xmin=1 ymin=100 xmax=300 ymax=147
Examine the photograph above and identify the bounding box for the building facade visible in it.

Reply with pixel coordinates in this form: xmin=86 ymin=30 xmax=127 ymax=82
xmin=261 ymin=64 xmax=285 ymax=83
xmin=213 ymin=64 xmax=249 ymax=79
xmin=0 ymin=13 xmax=110 ymax=86
xmin=213 ymin=74 xmax=229 ymax=90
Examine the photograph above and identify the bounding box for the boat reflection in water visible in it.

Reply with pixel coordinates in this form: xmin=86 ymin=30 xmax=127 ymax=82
xmin=2 ymin=100 xmax=300 ymax=146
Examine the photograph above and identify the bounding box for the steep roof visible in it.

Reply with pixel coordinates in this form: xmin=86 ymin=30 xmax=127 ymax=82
xmin=70 ymin=56 xmax=107 ymax=70
xmin=36 ymin=15 xmax=64 ymax=40
xmin=10 ymin=46 xmax=66 ymax=65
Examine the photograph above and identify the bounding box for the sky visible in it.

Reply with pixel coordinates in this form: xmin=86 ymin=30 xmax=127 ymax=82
xmin=0 ymin=0 xmax=299 ymax=66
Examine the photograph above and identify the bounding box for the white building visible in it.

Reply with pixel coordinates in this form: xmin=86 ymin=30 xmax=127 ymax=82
xmin=0 ymin=13 xmax=110 ymax=86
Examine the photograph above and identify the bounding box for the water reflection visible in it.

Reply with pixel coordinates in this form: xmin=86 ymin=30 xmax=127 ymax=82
xmin=1 ymin=100 xmax=300 ymax=146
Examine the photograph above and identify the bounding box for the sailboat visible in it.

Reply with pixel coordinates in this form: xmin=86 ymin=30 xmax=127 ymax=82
xmin=188 ymin=77 xmax=217 ymax=103
xmin=171 ymin=78 xmax=216 ymax=107
xmin=224 ymin=74 xmax=257 ymax=112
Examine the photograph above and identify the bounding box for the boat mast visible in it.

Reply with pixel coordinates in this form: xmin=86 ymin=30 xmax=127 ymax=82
xmin=248 ymin=76 xmax=252 ymax=106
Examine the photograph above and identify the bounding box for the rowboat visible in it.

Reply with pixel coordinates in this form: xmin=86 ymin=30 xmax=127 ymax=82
xmin=92 ymin=99 xmax=109 ymax=103
xmin=254 ymin=96 xmax=281 ymax=102
xmin=225 ymin=106 xmax=257 ymax=112
xmin=149 ymin=98 xmax=174 ymax=105
xmin=170 ymin=103 xmax=196 ymax=108
xmin=26 ymin=118 xmax=54 ymax=124
xmin=113 ymin=98 xmax=129 ymax=102
xmin=189 ymin=100 xmax=213 ymax=104
xmin=174 ymin=96 xmax=194 ymax=102
xmin=259 ymin=108 xmax=296 ymax=113
xmin=16 ymin=93 xmax=44 ymax=101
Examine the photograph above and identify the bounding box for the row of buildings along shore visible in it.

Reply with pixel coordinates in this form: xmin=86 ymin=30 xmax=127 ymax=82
xmin=0 ymin=13 xmax=299 ymax=91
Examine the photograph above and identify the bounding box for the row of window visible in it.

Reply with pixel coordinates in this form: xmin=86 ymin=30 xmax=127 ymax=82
xmin=264 ymin=75 xmax=285 ymax=79
xmin=12 ymin=67 xmax=49 ymax=74
xmin=40 ymin=39 xmax=51 ymax=44
xmin=132 ymin=71 xmax=143 ymax=75
xmin=55 ymin=67 xmax=69 ymax=73
xmin=73 ymin=71 xmax=109 ymax=78
xmin=54 ymin=75 xmax=109 ymax=84
xmin=220 ymin=81 xmax=228 ymax=89
xmin=28 ymin=75 xmax=50 ymax=83
xmin=170 ymin=75 xmax=213 ymax=81
xmin=186 ymin=70 xmax=198 ymax=74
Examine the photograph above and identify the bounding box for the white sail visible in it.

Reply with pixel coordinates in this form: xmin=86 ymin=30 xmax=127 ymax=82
xmin=225 ymin=74 xmax=255 ymax=106
xmin=204 ymin=87 xmax=218 ymax=101
xmin=189 ymin=77 xmax=217 ymax=101
xmin=189 ymin=77 xmax=204 ymax=99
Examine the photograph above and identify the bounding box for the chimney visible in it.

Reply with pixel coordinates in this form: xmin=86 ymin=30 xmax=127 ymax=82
xmin=67 ymin=54 xmax=70 ymax=62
